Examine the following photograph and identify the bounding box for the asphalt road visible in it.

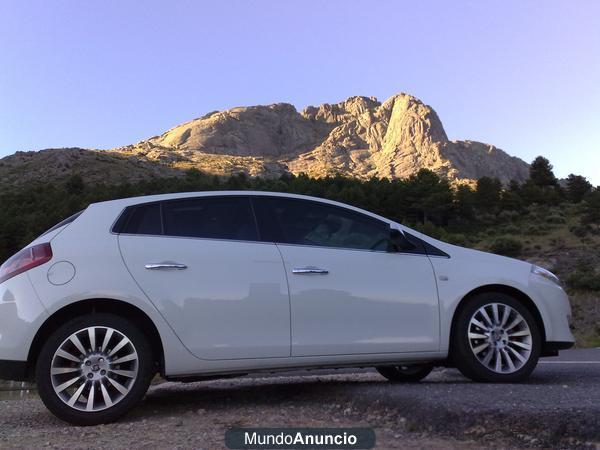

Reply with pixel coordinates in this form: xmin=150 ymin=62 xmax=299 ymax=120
xmin=0 ymin=349 xmax=598 ymax=449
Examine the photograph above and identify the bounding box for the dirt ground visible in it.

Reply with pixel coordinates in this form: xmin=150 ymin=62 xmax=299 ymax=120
xmin=1 ymin=354 xmax=599 ymax=450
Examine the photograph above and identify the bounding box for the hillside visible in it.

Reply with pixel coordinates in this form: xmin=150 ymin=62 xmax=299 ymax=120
xmin=0 ymin=148 xmax=179 ymax=187
xmin=0 ymin=93 xmax=530 ymax=187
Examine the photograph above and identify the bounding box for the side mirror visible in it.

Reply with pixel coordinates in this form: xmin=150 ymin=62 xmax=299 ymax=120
xmin=389 ymin=228 xmax=416 ymax=252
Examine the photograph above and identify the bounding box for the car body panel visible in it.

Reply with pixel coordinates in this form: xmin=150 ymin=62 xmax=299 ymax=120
xmin=277 ymin=243 xmax=440 ymax=356
xmin=118 ymin=235 xmax=291 ymax=360
xmin=402 ymin=229 xmax=574 ymax=350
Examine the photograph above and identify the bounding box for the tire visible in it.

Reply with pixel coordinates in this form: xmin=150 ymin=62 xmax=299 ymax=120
xmin=451 ymin=292 xmax=541 ymax=382
xmin=35 ymin=313 xmax=156 ymax=425
xmin=376 ymin=364 xmax=433 ymax=382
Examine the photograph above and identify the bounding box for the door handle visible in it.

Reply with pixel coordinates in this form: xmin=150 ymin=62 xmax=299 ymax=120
xmin=292 ymin=266 xmax=329 ymax=275
xmin=144 ymin=263 xmax=188 ymax=270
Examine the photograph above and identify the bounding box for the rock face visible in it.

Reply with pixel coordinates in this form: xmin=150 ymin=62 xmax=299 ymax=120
xmin=0 ymin=93 xmax=530 ymax=187
xmin=119 ymin=93 xmax=529 ymax=182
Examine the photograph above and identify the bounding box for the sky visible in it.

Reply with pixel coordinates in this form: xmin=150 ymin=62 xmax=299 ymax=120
xmin=1 ymin=0 xmax=599 ymax=184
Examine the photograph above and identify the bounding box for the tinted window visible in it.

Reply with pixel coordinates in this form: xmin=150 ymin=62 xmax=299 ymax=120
xmin=163 ymin=197 xmax=258 ymax=241
xmin=121 ymin=203 xmax=162 ymax=235
xmin=404 ymin=231 xmax=450 ymax=257
xmin=254 ymin=197 xmax=390 ymax=251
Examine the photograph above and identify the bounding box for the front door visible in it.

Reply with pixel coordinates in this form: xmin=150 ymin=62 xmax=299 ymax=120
xmin=118 ymin=196 xmax=290 ymax=360
xmin=253 ymin=196 xmax=440 ymax=357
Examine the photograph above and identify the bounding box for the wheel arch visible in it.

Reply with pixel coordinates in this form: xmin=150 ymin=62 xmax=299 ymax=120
xmin=450 ymin=284 xmax=547 ymax=349
xmin=27 ymin=298 xmax=164 ymax=380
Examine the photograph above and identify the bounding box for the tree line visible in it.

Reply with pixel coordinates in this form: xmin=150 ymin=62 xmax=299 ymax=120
xmin=0 ymin=155 xmax=598 ymax=263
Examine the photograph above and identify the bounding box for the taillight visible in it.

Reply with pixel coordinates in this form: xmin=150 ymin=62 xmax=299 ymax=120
xmin=0 ymin=243 xmax=53 ymax=284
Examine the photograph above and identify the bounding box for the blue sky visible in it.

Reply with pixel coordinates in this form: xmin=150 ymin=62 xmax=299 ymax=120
xmin=1 ymin=0 xmax=599 ymax=183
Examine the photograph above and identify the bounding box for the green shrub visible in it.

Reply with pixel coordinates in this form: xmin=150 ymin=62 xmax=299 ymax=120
xmin=489 ymin=237 xmax=523 ymax=257
xmin=546 ymin=208 xmax=565 ymax=217
xmin=523 ymin=224 xmax=548 ymax=236
xmin=570 ymin=225 xmax=589 ymax=238
xmin=547 ymin=214 xmax=566 ymax=224
xmin=567 ymin=269 xmax=600 ymax=291
xmin=477 ymin=213 xmax=497 ymax=225
xmin=445 ymin=233 xmax=469 ymax=246
xmin=497 ymin=210 xmax=519 ymax=222
xmin=414 ymin=222 xmax=446 ymax=240
xmin=501 ymin=224 xmax=520 ymax=235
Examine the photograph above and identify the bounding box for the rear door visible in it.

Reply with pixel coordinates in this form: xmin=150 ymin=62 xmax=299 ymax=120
xmin=117 ymin=196 xmax=291 ymax=360
xmin=253 ymin=196 xmax=440 ymax=357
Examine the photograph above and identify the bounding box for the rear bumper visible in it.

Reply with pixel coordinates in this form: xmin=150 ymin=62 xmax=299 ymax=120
xmin=0 ymin=359 xmax=29 ymax=381
xmin=0 ymin=273 xmax=48 ymax=362
xmin=542 ymin=340 xmax=575 ymax=357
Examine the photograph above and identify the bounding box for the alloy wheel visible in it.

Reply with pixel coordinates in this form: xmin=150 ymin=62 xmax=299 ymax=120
xmin=50 ymin=326 xmax=139 ymax=412
xmin=468 ymin=303 xmax=532 ymax=374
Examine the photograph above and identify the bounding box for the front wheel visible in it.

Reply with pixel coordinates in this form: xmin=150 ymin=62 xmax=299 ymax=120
xmin=451 ymin=293 xmax=541 ymax=382
xmin=35 ymin=313 xmax=155 ymax=425
xmin=376 ymin=364 xmax=433 ymax=382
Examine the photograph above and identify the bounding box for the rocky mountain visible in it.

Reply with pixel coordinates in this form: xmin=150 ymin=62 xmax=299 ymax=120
xmin=0 ymin=93 xmax=530 ymax=187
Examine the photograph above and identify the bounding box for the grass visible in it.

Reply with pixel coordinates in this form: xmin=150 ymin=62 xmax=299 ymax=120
xmin=577 ymin=336 xmax=600 ymax=348
xmin=462 ymin=204 xmax=600 ymax=348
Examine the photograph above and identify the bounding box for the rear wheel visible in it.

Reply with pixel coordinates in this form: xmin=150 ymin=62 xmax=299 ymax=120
xmin=35 ymin=313 xmax=155 ymax=425
xmin=376 ymin=364 xmax=433 ymax=382
xmin=451 ymin=292 xmax=541 ymax=382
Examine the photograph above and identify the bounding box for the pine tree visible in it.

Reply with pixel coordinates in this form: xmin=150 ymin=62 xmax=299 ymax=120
xmin=566 ymin=174 xmax=592 ymax=203
xmin=529 ymin=156 xmax=557 ymax=187
xmin=474 ymin=177 xmax=502 ymax=211
xmin=581 ymin=189 xmax=600 ymax=229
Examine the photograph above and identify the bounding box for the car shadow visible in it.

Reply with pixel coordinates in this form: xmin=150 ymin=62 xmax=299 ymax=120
xmin=16 ymin=365 xmax=596 ymax=427
xmin=122 ymin=366 xmax=590 ymax=421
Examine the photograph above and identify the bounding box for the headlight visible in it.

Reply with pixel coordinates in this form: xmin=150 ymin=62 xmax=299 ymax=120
xmin=531 ymin=264 xmax=561 ymax=286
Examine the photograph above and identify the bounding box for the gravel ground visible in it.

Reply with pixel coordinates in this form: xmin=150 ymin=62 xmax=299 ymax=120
xmin=0 ymin=349 xmax=598 ymax=449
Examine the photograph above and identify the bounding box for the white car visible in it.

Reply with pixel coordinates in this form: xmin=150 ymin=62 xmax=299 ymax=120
xmin=0 ymin=191 xmax=574 ymax=425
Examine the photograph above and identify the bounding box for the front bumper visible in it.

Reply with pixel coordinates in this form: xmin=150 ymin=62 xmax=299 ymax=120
xmin=541 ymin=340 xmax=575 ymax=357
xmin=528 ymin=274 xmax=575 ymax=345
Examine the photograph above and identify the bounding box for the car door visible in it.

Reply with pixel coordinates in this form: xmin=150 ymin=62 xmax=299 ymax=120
xmin=253 ymin=196 xmax=440 ymax=357
xmin=117 ymin=196 xmax=291 ymax=360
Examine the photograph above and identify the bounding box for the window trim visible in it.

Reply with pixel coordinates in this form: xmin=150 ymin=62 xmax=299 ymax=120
xmin=111 ymin=194 xmax=449 ymax=258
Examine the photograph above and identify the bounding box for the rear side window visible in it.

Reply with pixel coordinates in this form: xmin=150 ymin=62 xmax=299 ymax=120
xmin=120 ymin=203 xmax=162 ymax=235
xmin=115 ymin=197 xmax=260 ymax=241
xmin=253 ymin=196 xmax=390 ymax=251
xmin=162 ymin=197 xmax=258 ymax=241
